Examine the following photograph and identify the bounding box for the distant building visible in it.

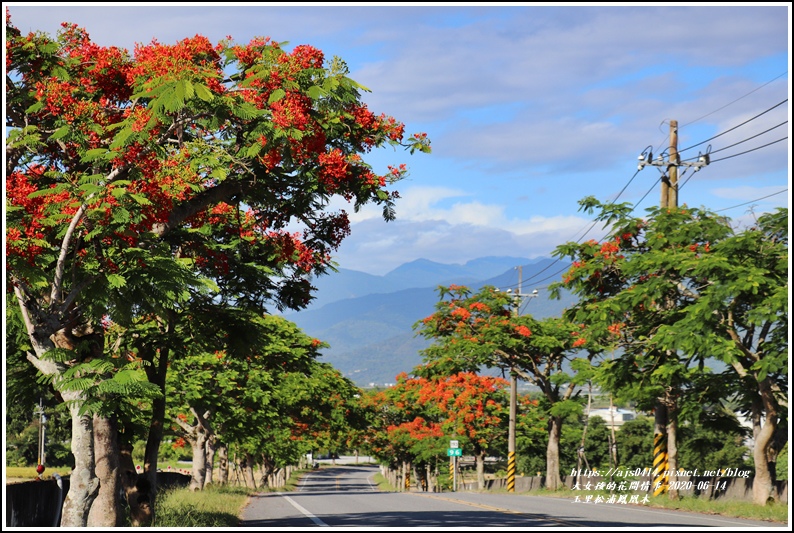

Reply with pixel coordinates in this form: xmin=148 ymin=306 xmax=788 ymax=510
xmin=587 ymin=407 xmax=637 ymax=430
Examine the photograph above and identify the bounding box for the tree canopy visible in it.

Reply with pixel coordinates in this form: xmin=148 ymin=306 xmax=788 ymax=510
xmin=6 ymin=14 xmax=429 ymax=526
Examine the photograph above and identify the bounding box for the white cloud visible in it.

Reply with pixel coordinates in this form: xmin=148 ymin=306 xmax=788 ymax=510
xmin=329 ymin=188 xmax=595 ymax=275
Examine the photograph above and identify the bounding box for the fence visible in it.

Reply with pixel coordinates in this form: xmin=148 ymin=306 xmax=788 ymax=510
xmin=5 ymin=472 xmax=190 ymax=527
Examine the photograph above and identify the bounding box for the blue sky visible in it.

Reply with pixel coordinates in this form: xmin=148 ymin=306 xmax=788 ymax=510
xmin=6 ymin=3 xmax=791 ymax=276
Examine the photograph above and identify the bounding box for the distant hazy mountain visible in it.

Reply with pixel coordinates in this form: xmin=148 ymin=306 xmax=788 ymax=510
xmin=303 ymin=256 xmax=533 ymax=310
xmin=381 ymin=256 xmax=534 ymax=290
xmin=285 ymin=256 xmax=575 ymax=387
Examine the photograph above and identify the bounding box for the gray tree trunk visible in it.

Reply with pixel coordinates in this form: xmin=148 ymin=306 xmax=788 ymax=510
xmin=204 ymin=435 xmax=216 ymax=486
xmin=218 ymin=444 xmax=229 ymax=485
xmin=189 ymin=429 xmax=209 ymax=491
xmin=545 ymin=416 xmax=563 ymax=490
xmin=752 ymin=384 xmax=780 ymax=505
xmin=476 ymin=451 xmax=486 ymax=490
xmin=87 ymin=414 xmax=122 ymax=526
xmin=60 ymin=398 xmax=99 ymax=527
xmin=666 ymin=400 xmax=679 ymax=500
xmin=242 ymin=453 xmax=257 ymax=489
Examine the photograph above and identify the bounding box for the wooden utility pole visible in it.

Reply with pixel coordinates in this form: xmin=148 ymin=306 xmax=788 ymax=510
xmin=661 ymin=120 xmax=679 ymax=208
xmin=638 ymin=119 xmax=709 ymax=499
xmin=654 ymin=119 xmax=682 ymax=498
xmin=507 ymin=265 xmax=522 ymax=493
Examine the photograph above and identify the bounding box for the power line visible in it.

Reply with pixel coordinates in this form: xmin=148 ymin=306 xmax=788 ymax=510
xmin=507 ymin=89 xmax=790 ymax=293
xmin=680 ymin=121 xmax=787 ymax=162
xmin=709 ymin=137 xmax=788 ymax=163
xmin=499 ymin=167 xmax=646 ymax=292
xmin=678 ymin=99 xmax=788 ymax=154
xmin=680 ymin=71 xmax=788 ymax=128
xmin=679 ymin=135 xmax=789 ymax=191
xmin=654 ymin=72 xmax=788 ymax=155
xmin=713 ymin=189 xmax=789 ymax=213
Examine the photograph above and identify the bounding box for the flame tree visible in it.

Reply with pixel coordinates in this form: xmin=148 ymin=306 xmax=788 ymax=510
xmin=414 ymin=285 xmax=590 ymax=490
xmin=6 ymin=13 xmax=429 ymax=526
xmin=552 ymin=198 xmax=787 ymax=505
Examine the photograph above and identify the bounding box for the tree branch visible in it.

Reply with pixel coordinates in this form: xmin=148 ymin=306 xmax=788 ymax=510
xmin=151 ymin=178 xmax=253 ymax=237
xmin=50 ymin=203 xmax=88 ymax=307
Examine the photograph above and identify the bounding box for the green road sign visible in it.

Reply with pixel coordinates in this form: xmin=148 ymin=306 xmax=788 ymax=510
xmin=447 ymin=448 xmax=462 ymax=457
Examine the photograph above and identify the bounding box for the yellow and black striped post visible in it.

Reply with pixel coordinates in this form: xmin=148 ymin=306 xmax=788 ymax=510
xmin=405 ymin=469 xmax=410 ymax=491
xmin=507 ymin=451 xmax=516 ymax=493
xmin=652 ymin=432 xmax=668 ymax=496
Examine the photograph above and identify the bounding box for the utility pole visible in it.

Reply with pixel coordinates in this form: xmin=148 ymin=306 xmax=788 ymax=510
xmin=637 ymin=119 xmax=710 ymax=210
xmin=637 ymin=120 xmax=708 ymax=498
xmin=506 ymin=266 xmax=538 ymax=494
xmin=663 ymin=119 xmax=678 ymax=208
xmin=507 ymin=267 xmax=519 ymax=494
xmin=657 ymin=120 xmax=676 ymax=496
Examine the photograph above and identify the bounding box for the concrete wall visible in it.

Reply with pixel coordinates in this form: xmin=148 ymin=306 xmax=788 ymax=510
xmin=5 ymin=472 xmax=190 ymax=527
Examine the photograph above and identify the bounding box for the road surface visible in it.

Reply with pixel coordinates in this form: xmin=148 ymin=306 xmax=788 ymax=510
xmin=240 ymin=465 xmax=786 ymax=528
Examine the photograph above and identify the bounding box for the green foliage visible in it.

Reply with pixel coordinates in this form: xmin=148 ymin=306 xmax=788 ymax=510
xmin=561 ymin=415 xmax=612 ymax=472
xmin=5 ymin=424 xmax=41 ymax=467
xmin=775 ymin=442 xmax=787 ymax=481
xmin=6 ymin=19 xmax=429 ymax=520
xmin=614 ymin=416 xmax=654 ymax=471
xmin=677 ymin=422 xmax=752 ymax=474
xmin=551 ymin=201 xmax=788 ymax=500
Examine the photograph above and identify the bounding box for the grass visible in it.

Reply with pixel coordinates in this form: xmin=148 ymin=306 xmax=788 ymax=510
xmin=153 ymin=484 xmax=253 ymax=527
xmin=372 ymin=471 xmax=398 ymax=492
xmin=151 ymin=467 xmax=313 ymax=527
xmin=5 ymin=465 xmax=73 ymax=482
xmin=641 ymin=494 xmax=789 ymax=524
xmin=521 ymin=485 xmax=789 ymax=524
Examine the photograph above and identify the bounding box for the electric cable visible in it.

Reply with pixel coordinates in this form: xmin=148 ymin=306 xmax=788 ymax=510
xmin=709 ymin=137 xmax=787 ymax=163
xmin=678 ymin=99 xmax=788 ymax=154
xmin=680 ymin=121 xmax=787 ymax=162
xmin=680 ymin=136 xmax=788 ymax=191
xmin=501 ymin=79 xmax=789 ymax=293
xmin=679 ymin=71 xmax=788 ymax=128
xmin=652 ymin=72 xmax=788 ymax=156
xmin=713 ymin=189 xmax=788 ymax=213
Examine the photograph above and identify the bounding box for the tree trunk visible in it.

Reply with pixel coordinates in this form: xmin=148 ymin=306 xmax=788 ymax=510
xmin=242 ymin=453 xmax=257 ymax=489
xmin=87 ymin=414 xmax=122 ymax=527
xmin=189 ymin=428 xmax=209 ymax=491
xmin=475 ymin=451 xmax=486 ymax=490
xmin=259 ymin=455 xmax=275 ymax=489
xmin=545 ymin=415 xmax=563 ymax=490
xmin=143 ymin=344 xmax=170 ymax=506
xmin=426 ymin=463 xmax=434 ymax=493
xmin=204 ymin=435 xmax=216 ymax=486
xmin=666 ymin=399 xmax=679 ymax=500
xmin=218 ymin=444 xmax=229 ymax=485
xmin=60 ymin=397 xmax=99 ymax=527
xmin=751 ymin=385 xmax=780 ymax=505
xmin=20 ymin=310 xmax=101 ymax=528
xmin=120 ymin=442 xmax=153 ymax=526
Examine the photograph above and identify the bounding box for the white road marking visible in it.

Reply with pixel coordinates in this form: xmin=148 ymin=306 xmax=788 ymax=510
xmin=277 ymin=492 xmax=329 ymax=527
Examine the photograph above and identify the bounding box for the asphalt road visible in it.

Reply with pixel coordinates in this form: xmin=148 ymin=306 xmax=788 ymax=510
xmin=239 ymin=465 xmax=787 ymax=528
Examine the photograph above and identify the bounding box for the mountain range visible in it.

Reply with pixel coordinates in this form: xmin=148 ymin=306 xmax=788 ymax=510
xmin=282 ymin=256 xmax=576 ymax=387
